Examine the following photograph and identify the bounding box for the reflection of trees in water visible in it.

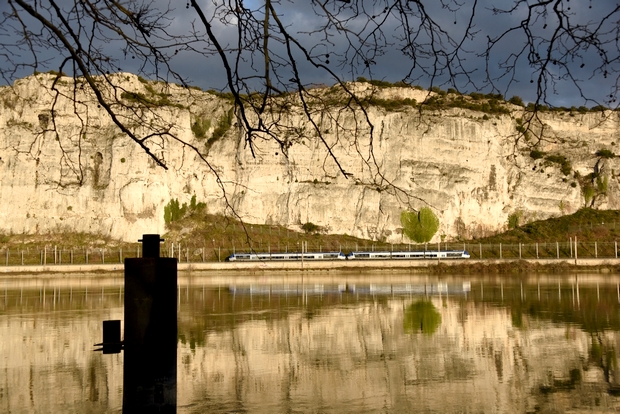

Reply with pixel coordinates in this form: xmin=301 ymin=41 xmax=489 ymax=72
xmin=539 ymin=367 xmax=582 ymax=394
xmin=470 ymin=280 xmax=620 ymax=402
xmin=0 ymin=286 xmax=123 ymax=315
xmin=472 ymin=281 xmax=620 ymax=333
xmin=534 ymin=334 xmax=617 ymax=412
xmin=403 ymin=300 xmax=441 ymax=335
xmin=141 ymin=281 xmax=620 ymax=412
xmin=178 ymin=287 xmax=391 ymax=347
xmin=590 ymin=332 xmax=618 ymax=385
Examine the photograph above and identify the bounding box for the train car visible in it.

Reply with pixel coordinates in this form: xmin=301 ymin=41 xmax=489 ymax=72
xmin=226 ymin=251 xmax=346 ymax=261
xmin=346 ymin=250 xmax=470 ymax=260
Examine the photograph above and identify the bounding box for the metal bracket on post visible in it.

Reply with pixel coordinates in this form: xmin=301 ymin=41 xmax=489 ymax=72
xmin=94 ymin=319 xmax=123 ymax=354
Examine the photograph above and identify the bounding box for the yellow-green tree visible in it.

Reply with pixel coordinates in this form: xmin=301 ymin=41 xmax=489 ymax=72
xmin=400 ymin=207 xmax=439 ymax=243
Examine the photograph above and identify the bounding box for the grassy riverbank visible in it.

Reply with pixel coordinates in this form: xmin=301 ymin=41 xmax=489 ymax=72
xmin=0 ymin=208 xmax=619 ymax=266
xmin=474 ymin=208 xmax=620 ymax=244
xmin=162 ymin=208 xmax=620 ymax=253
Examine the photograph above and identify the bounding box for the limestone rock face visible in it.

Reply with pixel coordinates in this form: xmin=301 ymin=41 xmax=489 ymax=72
xmin=0 ymin=73 xmax=619 ymax=242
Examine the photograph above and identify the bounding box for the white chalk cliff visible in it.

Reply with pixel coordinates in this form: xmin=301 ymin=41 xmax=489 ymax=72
xmin=0 ymin=73 xmax=618 ymax=242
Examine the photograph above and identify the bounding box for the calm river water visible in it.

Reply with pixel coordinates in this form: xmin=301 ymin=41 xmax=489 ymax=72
xmin=2 ymin=271 xmax=620 ymax=413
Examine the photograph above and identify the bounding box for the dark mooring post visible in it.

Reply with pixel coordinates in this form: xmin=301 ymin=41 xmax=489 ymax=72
xmin=124 ymin=234 xmax=177 ymax=413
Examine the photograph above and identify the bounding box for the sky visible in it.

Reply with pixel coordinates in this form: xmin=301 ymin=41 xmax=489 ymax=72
xmin=1 ymin=0 xmax=618 ymax=108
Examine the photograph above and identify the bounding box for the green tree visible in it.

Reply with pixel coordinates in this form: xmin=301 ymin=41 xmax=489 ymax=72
xmin=301 ymin=222 xmax=320 ymax=234
xmin=164 ymin=198 xmax=186 ymax=226
xmin=191 ymin=117 xmax=211 ymax=139
xmin=508 ymin=95 xmax=525 ymax=106
xmin=582 ymin=183 xmax=595 ymax=207
xmin=596 ymin=149 xmax=616 ymax=159
xmin=400 ymin=208 xmax=439 ymax=243
xmin=164 ymin=195 xmax=206 ymax=226
xmin=189 ymin=194 xmax=206 ymax=212
xmin=507 ymin=210 xmax=523 ymax=229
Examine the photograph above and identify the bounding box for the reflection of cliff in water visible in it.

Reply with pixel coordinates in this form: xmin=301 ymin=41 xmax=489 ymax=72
xmin=0 ymin=283 xmax=124 ymax=413
xmin=3 ymin=275 xmax=620 ymax=413
xmin=443 ymin=277 xmax=620 ymax=403
xmin=176 ymin=277 xmax=620 ymax=413
xmin=179 ymin=282 xmax=469 ymax=346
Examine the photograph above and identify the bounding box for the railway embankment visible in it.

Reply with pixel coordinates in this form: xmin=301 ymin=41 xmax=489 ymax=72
xmin=1 ymin=257 xmax=620 ymax=276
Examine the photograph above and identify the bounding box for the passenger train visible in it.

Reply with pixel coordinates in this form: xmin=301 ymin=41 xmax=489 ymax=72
xmin=226 ymin=251 xmax=346 ymax=261
xmin=346 ymin=250 xmax=470 ymax=259
xmin=226 ymin=250 xmax=470 ymax=261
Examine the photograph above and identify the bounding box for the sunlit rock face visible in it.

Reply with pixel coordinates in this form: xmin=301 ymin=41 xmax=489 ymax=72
xmin=0 ymin=73 xmax=618 ymax=242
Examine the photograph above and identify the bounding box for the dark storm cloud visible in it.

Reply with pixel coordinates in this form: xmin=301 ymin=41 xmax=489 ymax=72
xmin=464 ymin=0 xmax=618 ymax=107
xmin=1 ymin=0 xmax=617 ymax=107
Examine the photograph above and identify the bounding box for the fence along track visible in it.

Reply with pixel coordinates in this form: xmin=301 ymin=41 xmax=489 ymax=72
xmin=0 ymin=240 xmax=617 ymax=266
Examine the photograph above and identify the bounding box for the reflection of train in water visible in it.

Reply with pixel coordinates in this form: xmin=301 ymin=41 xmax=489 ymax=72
xmin=347 ymin=282 xmax=471 ymax=295
xmin=226 ymin=250 xmax=470 ymax=261
xmin=229 ymin=282 xmax=471 ymax=296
